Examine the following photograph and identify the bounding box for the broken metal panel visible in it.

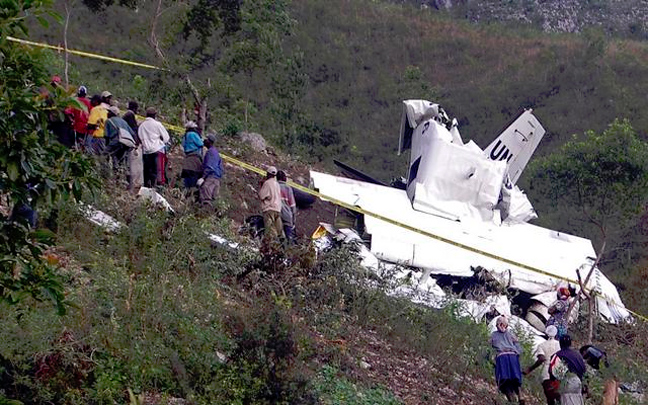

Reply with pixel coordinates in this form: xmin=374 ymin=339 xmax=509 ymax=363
xmin=401 ymin=100 xmax=541 ymax=223
xmin=407 ymin=125 xmax=508 ymax=222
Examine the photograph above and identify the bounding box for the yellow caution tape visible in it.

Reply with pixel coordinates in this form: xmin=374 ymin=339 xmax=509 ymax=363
xmin=6 ymin=36 xmax=167 ymax=71
xmin=15 ymin=35 xmax=643 ymax=323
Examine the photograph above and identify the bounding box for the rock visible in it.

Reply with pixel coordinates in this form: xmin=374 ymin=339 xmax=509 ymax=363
xmin=240 ymin=132 xmax=267 ymax=153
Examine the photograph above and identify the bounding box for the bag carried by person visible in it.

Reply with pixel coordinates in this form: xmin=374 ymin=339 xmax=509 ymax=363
xmin=118 ymin=127 xmax=137 ymax=148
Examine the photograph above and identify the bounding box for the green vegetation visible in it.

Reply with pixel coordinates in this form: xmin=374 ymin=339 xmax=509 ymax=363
xmin=2 ymin=0 xmax=648 ymax=403
xmin=0 ymin=0 xmax=97 ymax=311
xmin=0 ymin=191 xmax=500 ymax=404
xmin=530 ymin=119 xmax=648 ymax=251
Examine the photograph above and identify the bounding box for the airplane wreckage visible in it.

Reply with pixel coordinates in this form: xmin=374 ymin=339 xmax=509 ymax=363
xmin=78 ymin=99 xmax=631 ymax=346
xmin=310 ymin=100 xmax=630 ymax=344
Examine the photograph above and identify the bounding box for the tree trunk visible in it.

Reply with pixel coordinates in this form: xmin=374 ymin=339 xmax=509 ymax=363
xmin=566 ymin=239 xmax=605 ymax=344
xmin=185 ymin=76 xmax=208 ymax=134
xmin=63 ymin=1 xmax=73 ymax=87
xmin=587 ymin=293 xmax=597 ymax=344
xmin=149 ymin=0 xmax=165 ymax=60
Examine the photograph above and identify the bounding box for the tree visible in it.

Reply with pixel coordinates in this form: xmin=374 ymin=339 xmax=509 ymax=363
xmin=80 ymin=0 xmax=296 ymax=137
xmin=0 ymin=0 xmax=98 ymax=312
xmin=529 ymin=119 xmax=648 ymax=341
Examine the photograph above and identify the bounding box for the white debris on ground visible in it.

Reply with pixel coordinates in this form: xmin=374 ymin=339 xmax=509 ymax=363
xmin=78 ymin=203 xmax=123 ymax=232
xmin=138 ymin=187 xmax=175 ymax=213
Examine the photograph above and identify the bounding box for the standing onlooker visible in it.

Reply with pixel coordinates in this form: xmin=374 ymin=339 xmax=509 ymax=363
xmin=198 ymin=133 xmax=222 ymax=205
xmin=181 ymin=121 xmax=204 ymax=189
xmin=490 ymin=316 xmax=525 ymax=404
xmin=86 ymin=94 xmax=107 ymax=155
xmin=100 ymin=90 xmax=113 ymax=108
xmin=258 ymin=166 xmax=284 ymax=243
xmin=122 ymin=101 xmax=140 ymax=135
xmin=277 ymin=170 xmax=297 ymax=243
xmin=523 ymin=325 xmax=561 ymax=405
xmin=549 ymin=335 xmax=587 ymax=405
xmin=65 ymin=85 xmax=92 ymax=149
xmin=122 ymin=101 xmax=143 ymax=190
xmin=547 ymin=287 xmax=571 ymax=339
xmin=105 ymin=106 xmax=135 ymax=174
xmin=138 ymin=107 xmax=169 ymax=187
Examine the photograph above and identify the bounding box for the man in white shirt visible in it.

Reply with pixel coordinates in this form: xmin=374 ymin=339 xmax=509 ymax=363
xmin=523 ymin=325 xmax=561 ymax=405
xmin=138 ymin=107 xmax=169 ymax=187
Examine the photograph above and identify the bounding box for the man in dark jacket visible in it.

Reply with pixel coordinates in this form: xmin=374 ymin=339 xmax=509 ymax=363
xmin=549 ymin=335 xmax=587 ymax=405
xmin=198 ymin=133 xmax=223 ymax=207
xmin=105 ymin=106 xmax=136 ymax=175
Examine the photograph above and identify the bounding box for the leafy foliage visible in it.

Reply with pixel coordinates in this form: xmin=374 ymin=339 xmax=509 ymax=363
xmin=0 ymin=0 xmax=98 ymax=311
xmin=529 ymin=119 xmax=648 ymax=253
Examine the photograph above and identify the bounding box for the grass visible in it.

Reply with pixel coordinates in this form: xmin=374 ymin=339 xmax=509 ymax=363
xmin=0 ymin=168 xmax=645 ymax=404
xmin=0 ymin=183 xmax=515 ymax=404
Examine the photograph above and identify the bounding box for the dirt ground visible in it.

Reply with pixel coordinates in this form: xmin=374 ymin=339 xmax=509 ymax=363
xmin=166 ymin=133 xmax=337 ymax=239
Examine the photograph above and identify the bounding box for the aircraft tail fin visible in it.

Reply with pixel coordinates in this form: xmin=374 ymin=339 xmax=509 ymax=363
xmin=484 ymin=109 xmax=546 ymax=184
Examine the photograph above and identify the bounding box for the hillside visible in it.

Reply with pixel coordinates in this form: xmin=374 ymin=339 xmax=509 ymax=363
xmin=408 ymin=0 xmax=648 ymax=38
xmin=3 ymin=0 xmax=648 ymax=403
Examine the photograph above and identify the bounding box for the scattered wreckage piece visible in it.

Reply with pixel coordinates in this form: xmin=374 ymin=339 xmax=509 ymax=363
xmin=137 ymin=187 xmax=175 ymax=213
xmin=80 ymin=188 xmax=174 ymax=231
xmin=78 ymin=203 xmax=123 ymax=232
xmin=313 ymin=223 xmax=547 ymax=347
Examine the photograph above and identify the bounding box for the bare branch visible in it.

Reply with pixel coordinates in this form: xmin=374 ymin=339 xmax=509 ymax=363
xmin=566 ymin=239 xmax=606 ymax=322
xmin=63 ymin=0 xmax=75 ymax=87
xmin=148 ymin=0 xmax=166 ymax=61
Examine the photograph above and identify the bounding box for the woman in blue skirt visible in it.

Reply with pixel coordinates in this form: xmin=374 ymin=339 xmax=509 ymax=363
xmin=490 ymin=316 xmax=525 ymax=404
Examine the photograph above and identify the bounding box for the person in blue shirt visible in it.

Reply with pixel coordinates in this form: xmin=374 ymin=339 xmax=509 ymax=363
xmin=180 ymin=121 xmax=204 ymax=189
xmin=198 ymin=133 xmax=223 ymax=207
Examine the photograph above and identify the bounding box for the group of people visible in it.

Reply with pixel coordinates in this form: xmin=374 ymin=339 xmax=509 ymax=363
xmin=51 ymin=79 xmax=172 ymax=189
xmin=50 ymin=79 xmax=304 ymax=228
xmin=49 ymin=79 xmax=225 ymax=209
xmin=490 ymin=286 xmax=610 ymax=405
xmin=258 ymin=166 xmax=297 ymax=245
xmin=180 ymin=122 xmax=224 ymax=206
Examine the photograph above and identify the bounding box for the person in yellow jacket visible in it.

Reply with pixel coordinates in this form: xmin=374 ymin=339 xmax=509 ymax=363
xmin=86 ymin=94 xmax=107 ymax=155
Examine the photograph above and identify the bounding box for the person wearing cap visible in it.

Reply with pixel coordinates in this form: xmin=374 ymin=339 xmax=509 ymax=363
xmin=86 ymin=94 xmax=107 ymax=155
xmin=64 ymin=85 xmax=92 ymax=149
xmin=198 ymin=133 xmax=223 ymax=205
xmin=181 ymin=121 xmax=204 ymax=189
xmin=100 ymin=90 xmax=113 ymax=108
xmin=138 ymin=106 xmax=170 ymax=187
xmin=258 ymin=166 xmax=284 ymax=243
xmin=524 ymin=325 xmax=561 ymax=405
xmin=105 ymin=106 xmax=136 ymax=174
xmin=277 ymin=170 xmax=297 ymax=243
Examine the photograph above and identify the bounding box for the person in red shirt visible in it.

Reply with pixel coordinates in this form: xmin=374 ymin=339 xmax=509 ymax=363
xmin=64 ymin=85 xmax=92 ymax=150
